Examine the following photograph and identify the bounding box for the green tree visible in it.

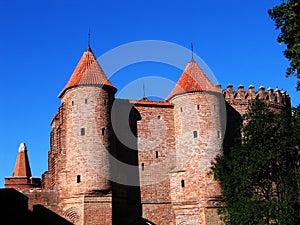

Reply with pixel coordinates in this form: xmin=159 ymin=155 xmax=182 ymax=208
xmin=212 ymin=100 xmax=300 ymax=225
xmin=268 ymin=0 xmax=300 ymax=90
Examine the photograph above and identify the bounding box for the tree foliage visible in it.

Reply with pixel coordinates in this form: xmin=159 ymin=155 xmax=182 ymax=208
xmin=268 ymin=0 xmax=300 ymax=90
xmin=212 ymin=100 xmax=300 ymax=225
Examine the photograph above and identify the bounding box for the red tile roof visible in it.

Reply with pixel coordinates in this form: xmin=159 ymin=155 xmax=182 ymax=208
xmin=58 ymin=47 xmax=116 ymax=98
xmin=130 ymin=98 xmax=173 ymax=107
xmin=166 ymin=60 xmax=220 ymax=100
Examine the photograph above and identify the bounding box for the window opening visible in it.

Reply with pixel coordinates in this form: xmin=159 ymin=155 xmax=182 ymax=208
xmin=181 ymin=179 xmax=185 ymax=188
xmin=193 ymin=131 xmax=198 ymax=138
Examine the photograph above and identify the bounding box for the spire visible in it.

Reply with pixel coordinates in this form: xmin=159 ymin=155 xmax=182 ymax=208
xmin=58 ymin=46 xmax=116 ymax=98
xmin=12 ymin=142 xmax=32 ymax=177
xmin=142 ymin=83 xmax=148 ymax=100
xmin=87 ymin=30 xmax=91 ymax=51
xmin=88 ymin=30 xmax=91 ymax=47
xmin=191 ymin=43 xmax=194 ymax=61
xmin=166 ymin=60 xmax=220 ymax=100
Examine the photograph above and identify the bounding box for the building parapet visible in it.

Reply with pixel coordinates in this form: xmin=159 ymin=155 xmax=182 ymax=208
xmin=221 ymin=84 xmax=291 ymax=108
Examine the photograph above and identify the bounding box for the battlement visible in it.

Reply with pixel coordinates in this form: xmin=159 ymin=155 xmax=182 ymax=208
xmin=221 ymin=84 xmax=291 ymax=109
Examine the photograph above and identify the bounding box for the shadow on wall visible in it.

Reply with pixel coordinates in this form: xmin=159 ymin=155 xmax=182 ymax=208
xmin=111 ymin=99 xmax=157 ymax=225
xmin=111 ymin=99 xmax=142 ymax=225
xmin=223 ymin=102 xmax=243 ymax=155
xmin=0 ymin=188 xmax=73 ymax=225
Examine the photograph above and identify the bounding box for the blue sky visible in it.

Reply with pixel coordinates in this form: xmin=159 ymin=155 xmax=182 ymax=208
xmin=0 ymin=0 xmax=299 ymax=187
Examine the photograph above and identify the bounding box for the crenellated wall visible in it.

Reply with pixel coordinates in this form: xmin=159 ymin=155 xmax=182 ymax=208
xmin=222 ymin=84 xmax=291 ymax=115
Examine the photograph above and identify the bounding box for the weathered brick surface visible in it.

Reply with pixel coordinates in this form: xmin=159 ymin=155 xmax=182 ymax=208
xmin=169 ymin=91 xmax=225 ymax=223
xmin=135 ymin=103 xmax=176 ymax=224
xmin=19 ymin=189 xmax=61 ymax=213
xmin=83 ymin=195 xmax=112 ymax=225
xmin=58 ymin=86 xmax=115 ymax=197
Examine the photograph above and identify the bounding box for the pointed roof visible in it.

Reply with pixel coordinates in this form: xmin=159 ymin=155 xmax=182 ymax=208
xmin=12 ymin=142 xmax=32 ymax=177
xmin=166 ymin=60 xmax=220 ymax=100
xmin=58 ymin=47 xmax=116 ymax=98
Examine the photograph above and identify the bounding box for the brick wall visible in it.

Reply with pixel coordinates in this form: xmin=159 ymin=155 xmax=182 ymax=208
xmin=134 ymin=102 xmax=176 ymax=223
xmin=58 ymin=86 xmax=114 ymax=197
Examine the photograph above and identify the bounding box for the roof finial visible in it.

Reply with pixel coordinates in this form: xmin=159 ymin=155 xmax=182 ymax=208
xmin=87 ymin=30 xmax=91 ymax=51
xmin=142 ymin=83 xmax=147 ymax=100
xmin=191 ymin=42 xmax=195 ymax=61
xmin=142 ymin=83 xmax=149 ymax=100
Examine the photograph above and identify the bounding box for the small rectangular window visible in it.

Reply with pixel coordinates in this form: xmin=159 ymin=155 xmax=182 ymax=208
xmin=181 ymin=179 xmax=185 ymax=188
xmin=141 ymin=163 xmax=145 ymax=171
xmin=102 ymin=127 xmax=105 ymax=135
xmin=77 ymin=175 xmax=81 ymax=183
xmin=193 ymin=131 xmax=197 ymax=138
xmin=155 ymin=151 xmax=158 ymax=158
xmin=81 ymin=128 xmax=85 ymax=136
xmin=85 ymin=99 xmax=88 ymax=104
xmin=180 ymin=107 xmax=183 ymax=112
xmin=217 ymin=131 xmax=220 ymax=138
xmin=197 ymin=105 xmax=200 ymax=110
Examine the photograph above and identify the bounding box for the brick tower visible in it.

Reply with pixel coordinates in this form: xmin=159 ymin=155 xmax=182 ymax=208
xmin=50 ymin=45 xmax=117 ymax=224
xmin=167 ymin=59 xmax=225 ymax=224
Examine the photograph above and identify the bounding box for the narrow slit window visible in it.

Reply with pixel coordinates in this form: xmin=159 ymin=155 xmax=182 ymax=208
xmin=155 ymin=151 xmax=158 ymax=158
xmin=180 ymin=107 xmax=183 ymax=112
xmin=81 ymin=128 xmax=85 ymax=136
xmin=85 ymin=99 xmax=88 ymax=104
xmin=141 ymin=163 xmax=145 ymax=171
xmin=72 ymin=101 xmax=74 ymax=106
xmin=213 ymin=105 xmax=216 ymax=111
xmin=217 ymin=131 xmax=220 ymax=138
xmin=197 ymin=105 xmax=200 ymax=110
xmin=181 ymin=179 xmax=185 ymax=188
xmin=102 ymin=128 xmax=105 ymax=135
xmin=193 ymin=131 xmax=198 ymax=138
xmin=77 ymin=175 xmax=81 ymax=183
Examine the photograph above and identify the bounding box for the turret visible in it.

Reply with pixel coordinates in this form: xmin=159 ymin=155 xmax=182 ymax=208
xmin=56 ymin=46 xmax=116 ymax=196
xmin=13 ymin=142 xmax=32 ymax=177
xmin=5 ymin=142 xmax=41 ymax=189
xmin=167 ymin=59 xmax=225 ymax=224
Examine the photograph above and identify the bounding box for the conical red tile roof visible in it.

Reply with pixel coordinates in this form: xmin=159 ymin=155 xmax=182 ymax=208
xmin=58 ymin=47 xmax=116 ymax=98
xmin=166 ymin=60 xmax=220 ymax=100
xmin=13 ymin=143 xmax=32 ymax=177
